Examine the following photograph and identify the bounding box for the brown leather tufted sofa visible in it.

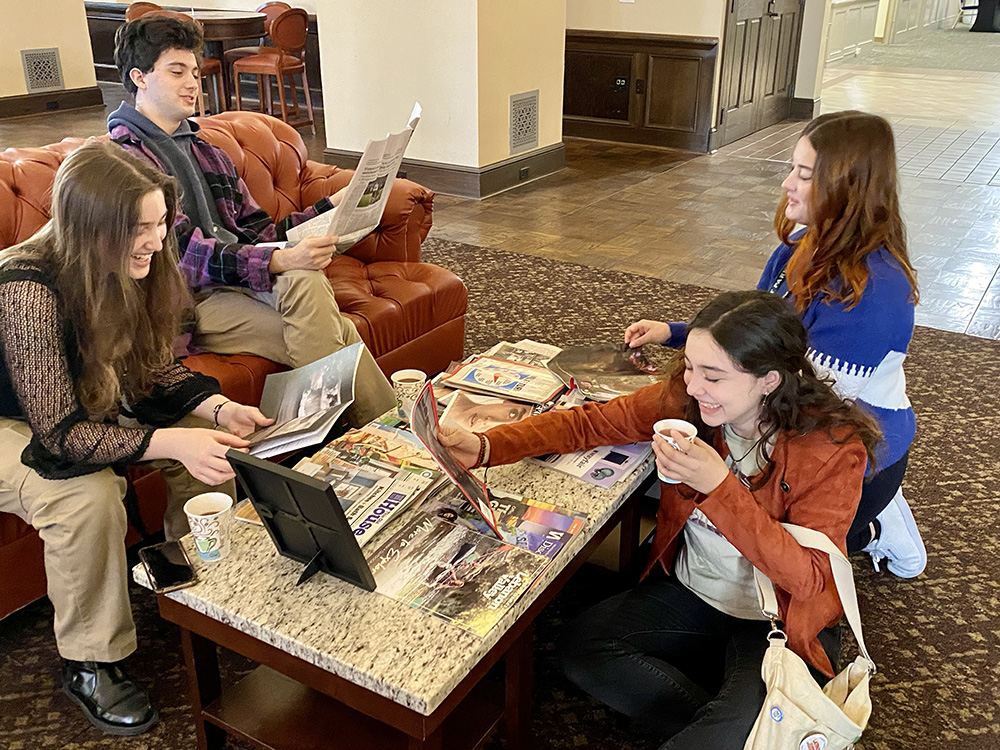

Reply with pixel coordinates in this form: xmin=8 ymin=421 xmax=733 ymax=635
xmin=0 ymin=110 xmax=467 ymax=619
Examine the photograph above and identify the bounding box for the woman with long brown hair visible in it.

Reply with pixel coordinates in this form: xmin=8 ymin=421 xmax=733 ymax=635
xmin=0 ymin=141 xmax=271 ymax=735
xmin=442 ymin=290 xmax=880 ymax=747
xmin=625 ymin=111 xmax=924 ymax=578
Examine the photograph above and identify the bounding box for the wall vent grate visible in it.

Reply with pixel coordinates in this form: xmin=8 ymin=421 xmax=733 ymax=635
xmin=22 ymin=48 xmax=64 ymax=94
xmin=510 ymin=90 xmax=539 ymax=155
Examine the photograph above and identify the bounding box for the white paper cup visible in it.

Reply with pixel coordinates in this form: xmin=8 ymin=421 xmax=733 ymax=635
xmin=653 ymin=418 xmax=697 ymax=484
xmin=183 ymin=492 xmax=234 ymax=562
xmin=391 ymin=369 xmax=427 ymax=421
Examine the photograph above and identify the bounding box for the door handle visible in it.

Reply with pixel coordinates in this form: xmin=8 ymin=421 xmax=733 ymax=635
xmin=767 ymin=0 xmax=779 ymax=16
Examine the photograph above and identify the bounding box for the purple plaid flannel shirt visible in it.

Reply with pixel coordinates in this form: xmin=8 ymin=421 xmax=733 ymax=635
xmin=111 ymin=123 xmax=332 ymax=292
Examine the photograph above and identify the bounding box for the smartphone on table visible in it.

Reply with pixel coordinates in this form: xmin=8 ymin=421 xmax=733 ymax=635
xmin=138 ymin=541 xmax=198 ymax=593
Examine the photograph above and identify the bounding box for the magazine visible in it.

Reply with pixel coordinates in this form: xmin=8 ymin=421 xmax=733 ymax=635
xmin=286 ymin=103 xmax=421 ymax=250
xmin=292 ymin=422 xmax=444 ymax=547
xmin=245 ymin=343 xmax=363 ymax=458
xmin=366 ymin=512 xmax=549 ymax=637
xmin=481 ymin=339 xmax=563 ymax=367
xmin=547 ymin=343 xmax=660 ymax=402
xmin=439 ymin=390 xmax=535 ymax=433
xmin=409 ymin=381 xmax=502 ymax=538
xmin=421 ymin=487 xmax=586 ymax=560
xmin=526 ymin=442 xmax=652 ymax=489
xmin=441 ymin=356 xmax=565 ymax=404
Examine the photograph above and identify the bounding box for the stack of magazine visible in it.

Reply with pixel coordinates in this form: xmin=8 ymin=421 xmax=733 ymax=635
xmin=235 ymin=406 xmax=588 ymax=637
xmin=435 ymin=339 xmax=565 ymax=433
xmin=291 ymin=420 xmax=445 ymax=548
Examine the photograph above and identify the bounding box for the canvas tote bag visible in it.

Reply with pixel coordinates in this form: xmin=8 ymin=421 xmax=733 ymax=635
xmin=744 ymin=524 xmax=876 ymax=750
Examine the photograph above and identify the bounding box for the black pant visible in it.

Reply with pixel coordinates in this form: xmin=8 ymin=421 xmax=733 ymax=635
xmin=559 ymin=575 xmax=840 ymax=750
xmin=846 ymin=451 xmax=909 ymax=553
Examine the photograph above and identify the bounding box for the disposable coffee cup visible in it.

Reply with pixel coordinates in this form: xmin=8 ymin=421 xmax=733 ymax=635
xmin=391 ymin=369 xmax=427 ymax=421
xmin=183 ymin=492 xmax=234 ymax=562
xmin=652 ymin=418 xmax=697 ymax=484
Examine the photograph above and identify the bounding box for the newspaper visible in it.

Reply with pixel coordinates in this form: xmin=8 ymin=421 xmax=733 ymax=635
xmin=285 ymin=102 xmax=421 ymax=250
xmin=481 ymin=339 xmax=563 ymax=367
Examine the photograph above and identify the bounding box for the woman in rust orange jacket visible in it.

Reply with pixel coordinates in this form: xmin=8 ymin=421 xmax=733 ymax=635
xmin=441 ymin=290 xmax=880 ymax=748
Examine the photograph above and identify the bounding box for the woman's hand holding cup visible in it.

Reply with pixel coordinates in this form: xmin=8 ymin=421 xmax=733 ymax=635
xmin=652 ymin=419 xmax=730 ymax=495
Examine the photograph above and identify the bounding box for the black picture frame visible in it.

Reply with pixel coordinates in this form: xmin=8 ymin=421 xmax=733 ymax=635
xmin=226 ymin=450 xmax=376 ymax=590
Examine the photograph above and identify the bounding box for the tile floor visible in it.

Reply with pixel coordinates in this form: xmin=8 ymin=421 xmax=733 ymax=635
xmin=2 ymin=27 xmax=998 ymax=339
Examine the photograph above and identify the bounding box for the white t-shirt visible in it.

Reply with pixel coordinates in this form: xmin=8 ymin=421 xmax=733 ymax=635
xmin=674 ymin=426 xmax=773 ymax=620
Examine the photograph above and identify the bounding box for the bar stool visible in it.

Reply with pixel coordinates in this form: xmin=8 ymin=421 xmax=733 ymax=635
xmin=223 ymin=2 xmax=290 ymax=67
xmin=124 ymin=3 xmax=226 ymax=115
xmin=124 ymin=1 xmax=160 ymax=21
xmin=232 ymin=8 xmax=314 ymax=134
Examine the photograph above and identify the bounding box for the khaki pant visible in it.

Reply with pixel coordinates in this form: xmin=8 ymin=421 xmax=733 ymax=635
xmin=0 ymin=417 xmax=233 ymax=662
xmin=192 ymin=269 xmax=395 ymax=427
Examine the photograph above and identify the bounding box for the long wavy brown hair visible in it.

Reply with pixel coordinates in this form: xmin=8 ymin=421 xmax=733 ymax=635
xmin=775 ymin=110 xmax=919 ymax=313
xmin=1 ymin=141 xmax=189 ymax=417
xmin=669 ymin=290 xmax=882 ymax=488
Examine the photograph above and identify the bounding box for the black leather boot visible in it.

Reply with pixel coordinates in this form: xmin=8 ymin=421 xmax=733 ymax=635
xmin=62 ymin=659 xmax=159 ymax=735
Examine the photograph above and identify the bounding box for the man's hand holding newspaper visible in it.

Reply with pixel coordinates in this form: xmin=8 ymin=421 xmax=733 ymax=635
xmin=285 ymin=103 xmax=421 ymax=252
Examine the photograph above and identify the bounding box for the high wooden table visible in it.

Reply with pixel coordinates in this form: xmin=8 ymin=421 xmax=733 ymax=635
xmin=189 ymin=10 xmax=266 ymax=107
xmin=141 ymin=457 xmax=654 ymax=749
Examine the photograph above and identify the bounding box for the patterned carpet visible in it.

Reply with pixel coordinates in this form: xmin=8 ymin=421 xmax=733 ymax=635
xmin=1 ymin=238 xmax=998 ymax=749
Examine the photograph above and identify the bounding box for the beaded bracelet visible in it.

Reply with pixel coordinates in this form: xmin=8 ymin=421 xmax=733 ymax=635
xmin=213 ymin=399 xmax=231 ymax=427
xmin=474 ymin=432 xmax=488 ymax=468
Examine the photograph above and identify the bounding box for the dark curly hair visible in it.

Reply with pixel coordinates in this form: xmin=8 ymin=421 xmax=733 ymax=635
xmin=114 ymin=15 xmax=204 ymax=95
xmin=669 ymin=290 xmax=881 ymax=488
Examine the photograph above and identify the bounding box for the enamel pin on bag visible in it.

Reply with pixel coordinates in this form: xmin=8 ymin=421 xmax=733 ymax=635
xmin=744 ymin=525 xmax=875 ymax=750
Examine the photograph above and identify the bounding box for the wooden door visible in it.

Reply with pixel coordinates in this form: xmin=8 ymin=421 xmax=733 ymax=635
xmin=718 ymin=0 xmax=805 ymax=146
xmin=719 ymin=0 xmax=768 ymax=144
xmin=756 ymin=0 xmax=804 ymax=129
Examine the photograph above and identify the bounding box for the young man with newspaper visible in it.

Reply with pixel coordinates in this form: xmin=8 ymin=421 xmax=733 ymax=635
xmin=110 ymin=15 xmax=417 ymax=427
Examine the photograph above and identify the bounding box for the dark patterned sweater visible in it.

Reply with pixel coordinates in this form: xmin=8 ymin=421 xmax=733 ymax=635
xmin=0 ymin=258 xmax=221 ymax=478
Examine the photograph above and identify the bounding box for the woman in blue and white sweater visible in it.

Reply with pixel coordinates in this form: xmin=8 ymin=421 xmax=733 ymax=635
xmin=626 ymin=111 xmax=925 ymax=578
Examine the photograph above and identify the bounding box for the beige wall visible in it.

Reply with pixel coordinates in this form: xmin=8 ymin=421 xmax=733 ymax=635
xmin=316 ymin=1 xmax=480 ymax=167
xmin=567 ymin=0 xmax=726 ymax=37
xmin=796 ymin=0 xmax=833 ymax=101
xmin=875 ymin=0 xmax=893 ymax=37
xmin=477 ymin=0 xmax=567 ymax=166
xmin=0 ymin=0 xmax=97 ymax=98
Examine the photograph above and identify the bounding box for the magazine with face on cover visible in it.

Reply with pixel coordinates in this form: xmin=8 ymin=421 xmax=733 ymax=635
xmin=245 ymin=343 xmax=363 ymax=458
xmin=439 ymin=390 xmax=535 ymax=433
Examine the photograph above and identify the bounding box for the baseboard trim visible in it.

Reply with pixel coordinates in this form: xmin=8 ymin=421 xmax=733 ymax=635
xmin=0 ymin=86 xmax=104 ymax=120
xmin=789 ymin=97 xmax=820 ymax=121
xmin=323 ymin=143 xmax=566 ymax=199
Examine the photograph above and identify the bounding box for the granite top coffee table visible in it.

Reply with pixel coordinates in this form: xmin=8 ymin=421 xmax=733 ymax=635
xmin=142 ymin=456 xmax=654 ymax=750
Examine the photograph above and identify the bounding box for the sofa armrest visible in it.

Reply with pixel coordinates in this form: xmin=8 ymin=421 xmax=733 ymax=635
xmin=299 ymin=161 xmax=434 ymax=265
